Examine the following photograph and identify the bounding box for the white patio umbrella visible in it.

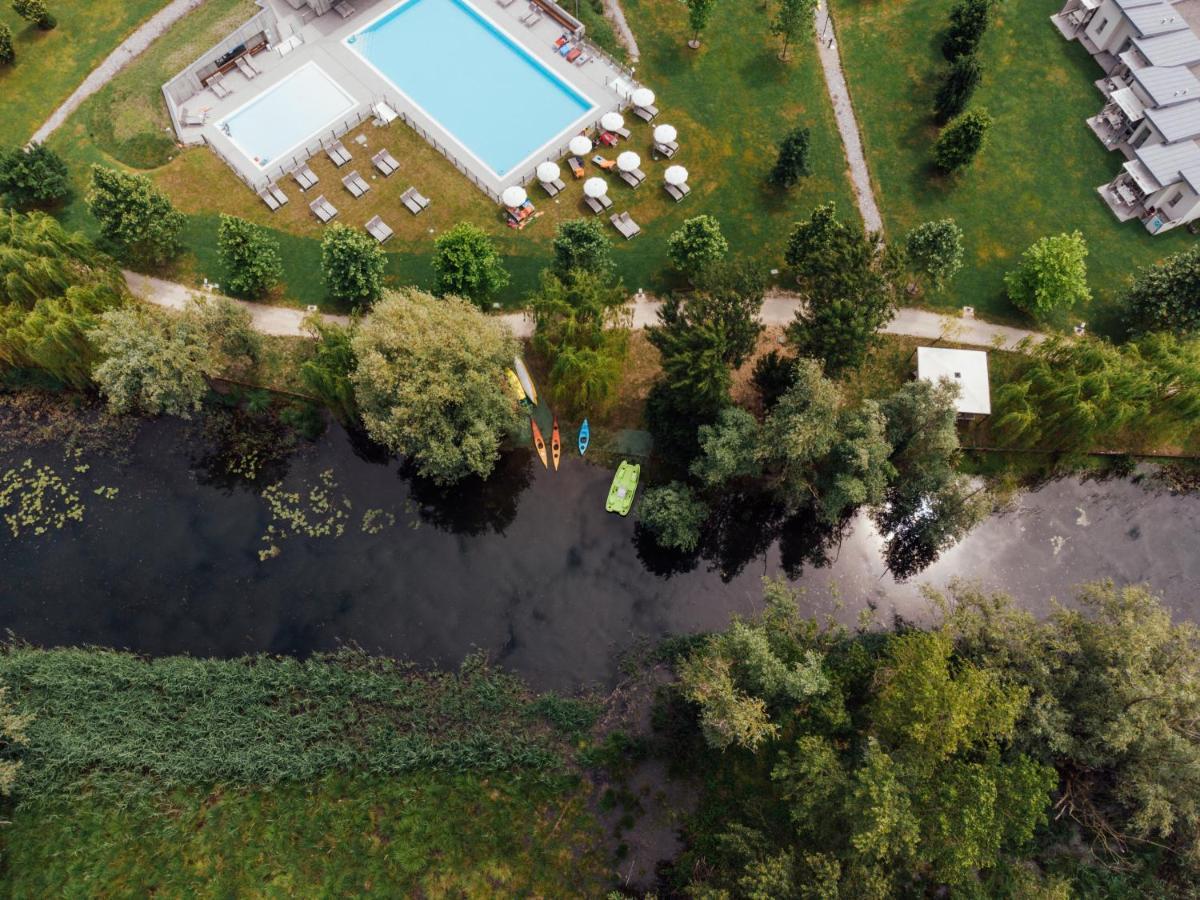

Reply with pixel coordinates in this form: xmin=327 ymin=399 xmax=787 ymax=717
xmin=568 ymin=135 xmax=592 ymax=156
xmin=536 ymin=161 xmax=561 ymax=182
xmin=584 ymin=176 xmax=608 ymax=198
xmin=632 ymin=87 xmax=655 ymax=108
xmin=600 ymin=111 xmax=624 ymax=132
xmin=653 ymin=123 xmax=678 ymax=144
xmin=617 ymin=151 xmax=640 ymax=172
xmin=501 ymin=185 xmax=527 ymax=208
xmin=664 ymin=165 xmax=689 ymax=186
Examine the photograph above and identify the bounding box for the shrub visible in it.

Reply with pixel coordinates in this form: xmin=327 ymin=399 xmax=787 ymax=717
xmin=934 ymin=54 xmax=981 ymax=125
xmin=321 ymin=223 xmax=386 ymax=307
xmin=217 ymin=215 xmax=282 ymax=299
xmin=942 ymin=0 xmax=990 ymax=60
xmin=86 ymin=166 xmax=184 ymax=266
xmin=1004 ymin=231 xmax=1091 ymax=317
xmin=933 ymin=108 xmax=992 ymax=173
xmin=639 ymin=481 xmax=709 ymax=552
xmin=769 ymin=124 xmax=812 ymax=189
xmin=432 ymin=222 xmax=509 ymax=306
xmin=1124 ymin=245 xmax=1200 ymax=335
xmin=903 ymin=219 xmax=964 ymax=290
xmin=0 ymin=143 xmax=70 ymax=208
xmin=0 ymin=24 xmax=14 ymax=66
xmin=667 ymin=215 xmax=729 ymax=278
xmin=552 ymin=218 xmax=613 ymax=277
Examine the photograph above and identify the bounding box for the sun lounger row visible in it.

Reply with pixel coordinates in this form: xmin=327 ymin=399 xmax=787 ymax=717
xmin=665 ymin=181 xmax=691 ymax=202
xmin=610 ymin=211 xmax=640 ymax=239
xmin=633 ymin=104 xmax=659 ymax=123
xmin=540 ymin=176 xmax=567 ymax=197
xmin=372 ymin=148 xmax=399 ymax=177
xmin=258 ymin=183 xmax=289 ymax=211
xmin=585 ymin=191 xmax=613 ymax=214
xmin=619 ymin=167 xmax=646 ymax=189
xmin=209 ymin=75 xmax=231 ymax=100
xmin=653 ymin=140 xmax=679 ymax=159
xmin=342 ymin=170 xmax=370 ymax=198
xmin=401 ymin=186 xmax=431 ymax=215
xmin=326 ymin=141 xmax=352 ymax=167
xmin=236 ymin=55 xmax=261 ymax=80
xmin=521 ymin=4 xmax=542 ymax=26
xmin=366 ymin=215 xmax=393 ymax=244
xmin=180 ymin=107 xmax=207 ymax=127
xmin=293 ymin=163 xmax=319 ymax=191
xmin=310 ymin=195 xmax=338 ymax=223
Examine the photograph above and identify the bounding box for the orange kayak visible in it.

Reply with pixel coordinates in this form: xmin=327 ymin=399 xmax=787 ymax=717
xmin=531 ymin=420 xmax=548 ymax=468
xmin=551 ymin=417 xmax=561 ymax=471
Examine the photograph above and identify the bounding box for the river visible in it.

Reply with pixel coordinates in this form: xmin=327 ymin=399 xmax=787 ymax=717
xmin=2 ymin=415 xmax=1198 ymax=691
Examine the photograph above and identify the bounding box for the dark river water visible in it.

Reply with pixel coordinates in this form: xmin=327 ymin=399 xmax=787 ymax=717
xmin=2 ymin=418 xmax=1199 ymax=691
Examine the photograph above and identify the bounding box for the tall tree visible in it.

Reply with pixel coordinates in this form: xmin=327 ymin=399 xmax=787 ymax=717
xmin=933 ymin=108 xmax=993 ymax=173
xmin=686 ymin=0 xmax=719 ymax=47
xmin=217 ymin=215 xmax=282 ymax=299
xmin=0 ymin=144 xmax=70 ymax=208
xmin=639 ymin=481 xmax=709 ymax=552
xmin=769 ymin=124 xmax=812 ymax=189
xmin=758 ymin=358 xmax=841 ymax=511
xmin=350 ymin=289 xmax=520 ymax=484
xmin=903 ymin=218 xmax=964 ymax=291
xmin=771 ymin=0 xmax=816 ymax=61
xmin=1124 ymin=244 xmax=1200 ymax=335
xmin=942 ymin=0 xmax=991 ymax=60
xmin=432 ymin=222 xmax=509 ymax=307
xmin=691 ymin=406 xmax=762 ymax=488
xmin=320 ymin=223 xmax=386 ymax=308
xmin=933 ymin=54 xmax=982 ymax=124
xmin=300 ymin=317 xmax=358 ymax=425
xmin=87 ymin=166 xmax=184 ymax=267
xmin=667 ymin=215 xmax=729 ymax=279
xmin=1004 ymin=231 xmax=1091 ymax=317
xmin=12 ymin=0 xmax=54 ymax=29
xmin=551 ymin=218 xmax=613 ymax=278
xmin=682 ymin=258 xmax=766 ymax=368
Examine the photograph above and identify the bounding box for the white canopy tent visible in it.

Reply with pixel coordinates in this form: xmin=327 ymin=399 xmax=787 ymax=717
xmin=916 ymin=347 xmax=991 ymax=416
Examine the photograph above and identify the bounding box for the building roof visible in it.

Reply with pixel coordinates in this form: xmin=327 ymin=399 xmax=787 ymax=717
xmin=1135 ymin=139 xmax=1200 ymax=191
xmin=1115 ymin=0 xmax=1166 ymax=10
xmin=916 ymin=348 xmax=991 ymax=416
xmin=1144 ymin=99 xmax=1200 ymax=141
xmin=1129 ymin=65 xmax=1200 ymax=107
xmin=1125 ymin=1 xmax=1189 ymax=38
xmin=1112 ymin=86 xmax=1147 ymax=120
xmin=1132 ymin=30 xmax=1200 ymax=67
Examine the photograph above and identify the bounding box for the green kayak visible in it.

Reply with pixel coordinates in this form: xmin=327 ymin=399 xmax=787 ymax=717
xmin=605 ymin=461 xmax=641 ymax=516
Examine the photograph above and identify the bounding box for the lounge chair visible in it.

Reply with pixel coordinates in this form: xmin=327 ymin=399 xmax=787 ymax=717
xmin=327 ymin=141 xmax=352 ymax=167
xmin=653 ymin=140 xmax=679 ymax=159
xmin=540 ymin=177 xmax=566 ymax=197
xmin=554 ymin=34 xmax=570 ymax=49
xmin=521 ymin=6 xmax=542 ymax=25
xmin=497 ymin=0 xmax=517 ymax=6
xmin=574 ymin=52 xmax=591 ymax=66
xmin=612 ymin=125 xmax=631 ymax=139
xmin=236 ymin=57 xmax=257 ymax=80
xmin=619 ymin=167 xmax=646 ymax=189
xmin=310 ymin=195 xmax=338 ymax=223
xmin=365 ymin=215 xmax=394 ymax=244
xmin=598 ymin=131 xmax=619 ymax=147
xmin=342 ymin=170 xmax=370 ymax=198
xmin=584 ymin=192 xmax=612 ymax=214
xmin=246 ymin=54 xmax=263 ymax=75
xmin=567 ymin=156 xmax=585 ymax=178
xmin=632 ymin=104 xmax=659 ymax=122
xmin=372 ymin=148 xmax=400 ymax=176
xmin=401 ymin=186 xmax=430 ymax=215
xmin=269 ymin=183 xmax=288 ymax=207
xmin=293 ymin=164 xmax=319 ymax=190
xmin=259 ymin=188 xmax=282 ymax=211
xmin=591 ymin=155 xmax=616 ymax=170
xmin=566 ymin=47 xmax=582 ymax=63
xmin=208 ymin=76 xmax=231 ymax=100
xmin=180 ymin=107 xmax=207 ymax=127
xmin=664 ymin=181 xmax=691 ymax=202
xmin=610 ymin=211 xmax=640 ymax=239
xmin=334 ymin=0 xmax=356 ymax=17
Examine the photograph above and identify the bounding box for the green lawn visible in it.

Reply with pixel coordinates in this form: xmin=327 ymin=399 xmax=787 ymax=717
xmin=4 ymin=773 xmax=607 ymax=897
xmin=0 ymin=0 xmax=172 ymax=146
xmin=49 ymin=0 xmax=856 ymax=310
xmin=832 ymin=0 xmax=1194 ymax=334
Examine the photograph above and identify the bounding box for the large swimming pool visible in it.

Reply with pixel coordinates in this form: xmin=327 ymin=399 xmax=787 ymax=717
xmin=347 ymin=0 xmax=595 ymax=177
xmin=219 ymin=62 xmax=357 ymax=168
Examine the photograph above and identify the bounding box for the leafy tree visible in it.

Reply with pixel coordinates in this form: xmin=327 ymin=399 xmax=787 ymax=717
xmin=12 ymin=0 xmax=54 ymax=29
xmin=551 ymin=218 xmax=613 ymax=277
xmin=933 ymin=108 xmax=992 ymax=173
xmin=649 ymin=298 xmax=733 ymax=416
xmin=432 ymin=221 xmax=509 ymax=306
xmin=216 ymin=215 xmax=282 ymax=299
xmin=350 ymin=288 xmax=520 ymax=484
xmin=681 ymin=258 xmax=765 ymax=368
xmin=0 ymin=24 xmax=14 ymax=65
xmin=1004 ymin=230 xmax=1090 ymax=317
xmin=0 ymin=143 xmax=70 ymax=208
xmin=0 ymin=208 xmax=116 ymax=307
xmin=320 ymin=223 xmax=386 ymax=307
xmin=1124 ymin=244 xmax=1200 ymax=335
xmin=934 ymin=53 xmax=981 ymax=124
xmin=691 ymin=406 xmax=762 ymax=487
xmin=759 ymin=359 xmax=840 ymax=510
xmin=752 ymin=350 xmax=797 ymax=410
xmin=685 ymin=0 xmax=718 ymax=47
xmin=942 ymin=0 xmax=990 ymax=60
xmin=771 ymin=0 xmax=815 ymax=61
xmin=179 ymin=293 xmax=261 ymax=374
xmin=810 ymin=400 xmax=892 ymax=524
xmin=300 ymin=317 xmax=358 ymax=425
xmin=903 ymin=218 xmax=964 ymax=290
xmin=667 ymin=214 xmax=729 ymax=278
xmin=769 ymin=124 xmax=811 ymax=188
xmin=639 ymin=481 xmax=709 ymax=552
xmin=87 ymin=166 xmax=184 ymax=267
xmin=89 ymin=307 xmax=213 ymax=418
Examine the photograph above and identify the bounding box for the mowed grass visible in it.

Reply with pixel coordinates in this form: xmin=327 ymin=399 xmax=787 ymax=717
xmin=49 ymin=0 xmax=855 ymax=309
xmin=3 ymin=773 xmax=609 ymax=897
xmin=832 ymin=0 xmax=1194 ymax=333
xmin=0 ymin=0 xmax=172 ymax=146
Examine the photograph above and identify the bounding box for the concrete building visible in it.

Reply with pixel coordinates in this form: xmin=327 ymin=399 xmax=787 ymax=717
xmin=915 ymin=348 xmax=991 ymax=420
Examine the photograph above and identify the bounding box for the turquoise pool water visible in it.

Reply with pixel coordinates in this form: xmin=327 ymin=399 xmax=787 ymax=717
xmin=220 ymin=62 xmax=357 ymax=168
xmin=347 ymin=0 xmax=594 ymax=176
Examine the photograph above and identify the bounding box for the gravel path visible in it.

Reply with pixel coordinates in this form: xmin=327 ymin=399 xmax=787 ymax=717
xmin=125 ymin=273 xmax=1041 ymax=350
xmin=812 ymin=0 xmax=884 ymax=234
xmin=29 ymin=0 xmax=206 ymax=146
xmin=600 ymin=0 xmax=640 ymax=61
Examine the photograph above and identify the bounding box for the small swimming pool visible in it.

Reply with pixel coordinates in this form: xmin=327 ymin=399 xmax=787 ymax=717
xmin=219 ymin=62 xmax=357 ymax=168
xmin=347 ymin=0 xmax=595 ymax=178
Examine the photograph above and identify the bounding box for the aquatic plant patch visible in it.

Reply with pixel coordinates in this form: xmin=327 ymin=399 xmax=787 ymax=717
xmin=0 ymin=459 xmax=85 ymax=538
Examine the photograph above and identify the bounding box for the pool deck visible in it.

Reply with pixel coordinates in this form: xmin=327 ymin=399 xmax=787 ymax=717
xmin=169 ymin=0 xmax=634 ymax=200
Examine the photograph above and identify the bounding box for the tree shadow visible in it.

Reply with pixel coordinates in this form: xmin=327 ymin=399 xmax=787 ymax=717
xmin=699 ymin=487 xmax=786 ymax=582
xmin=633 ymin=522 xmax=702 ymax=578
xmin=399 ymin=448 xmax=535 ymax=537
xmin=777 ymin=508 xmax=844 ymax=578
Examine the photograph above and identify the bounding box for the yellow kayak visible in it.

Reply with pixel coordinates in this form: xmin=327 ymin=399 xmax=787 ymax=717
xmin=513 ymin=357 xmax=539 ymax=406
xmin=505 ymin=369 xmax=527 ymax=404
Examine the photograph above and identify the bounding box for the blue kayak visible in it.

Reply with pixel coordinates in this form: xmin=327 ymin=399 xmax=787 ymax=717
xmin=578 ymin=419 xmax=590 ymax=455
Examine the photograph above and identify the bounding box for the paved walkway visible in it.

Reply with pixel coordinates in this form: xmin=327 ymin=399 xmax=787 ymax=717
xmin=602 ymin=0 xmax=640 ymax=61
xmin=812 ymin=0 xmax=884 ymax=234
xmin=29 ymin=0 xmax=206 ymax=145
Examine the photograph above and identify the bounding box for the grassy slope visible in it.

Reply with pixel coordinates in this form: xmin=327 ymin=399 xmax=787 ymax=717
xmin=833 ymin=0 xmax=1193 ymax=333
xmin=0 ymin=0 xmax=171 ymax=146
xmin=51 ymin=0 xmax=855 ymax=310
xmin=5 ymin=774 xmax=605 ymax=896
